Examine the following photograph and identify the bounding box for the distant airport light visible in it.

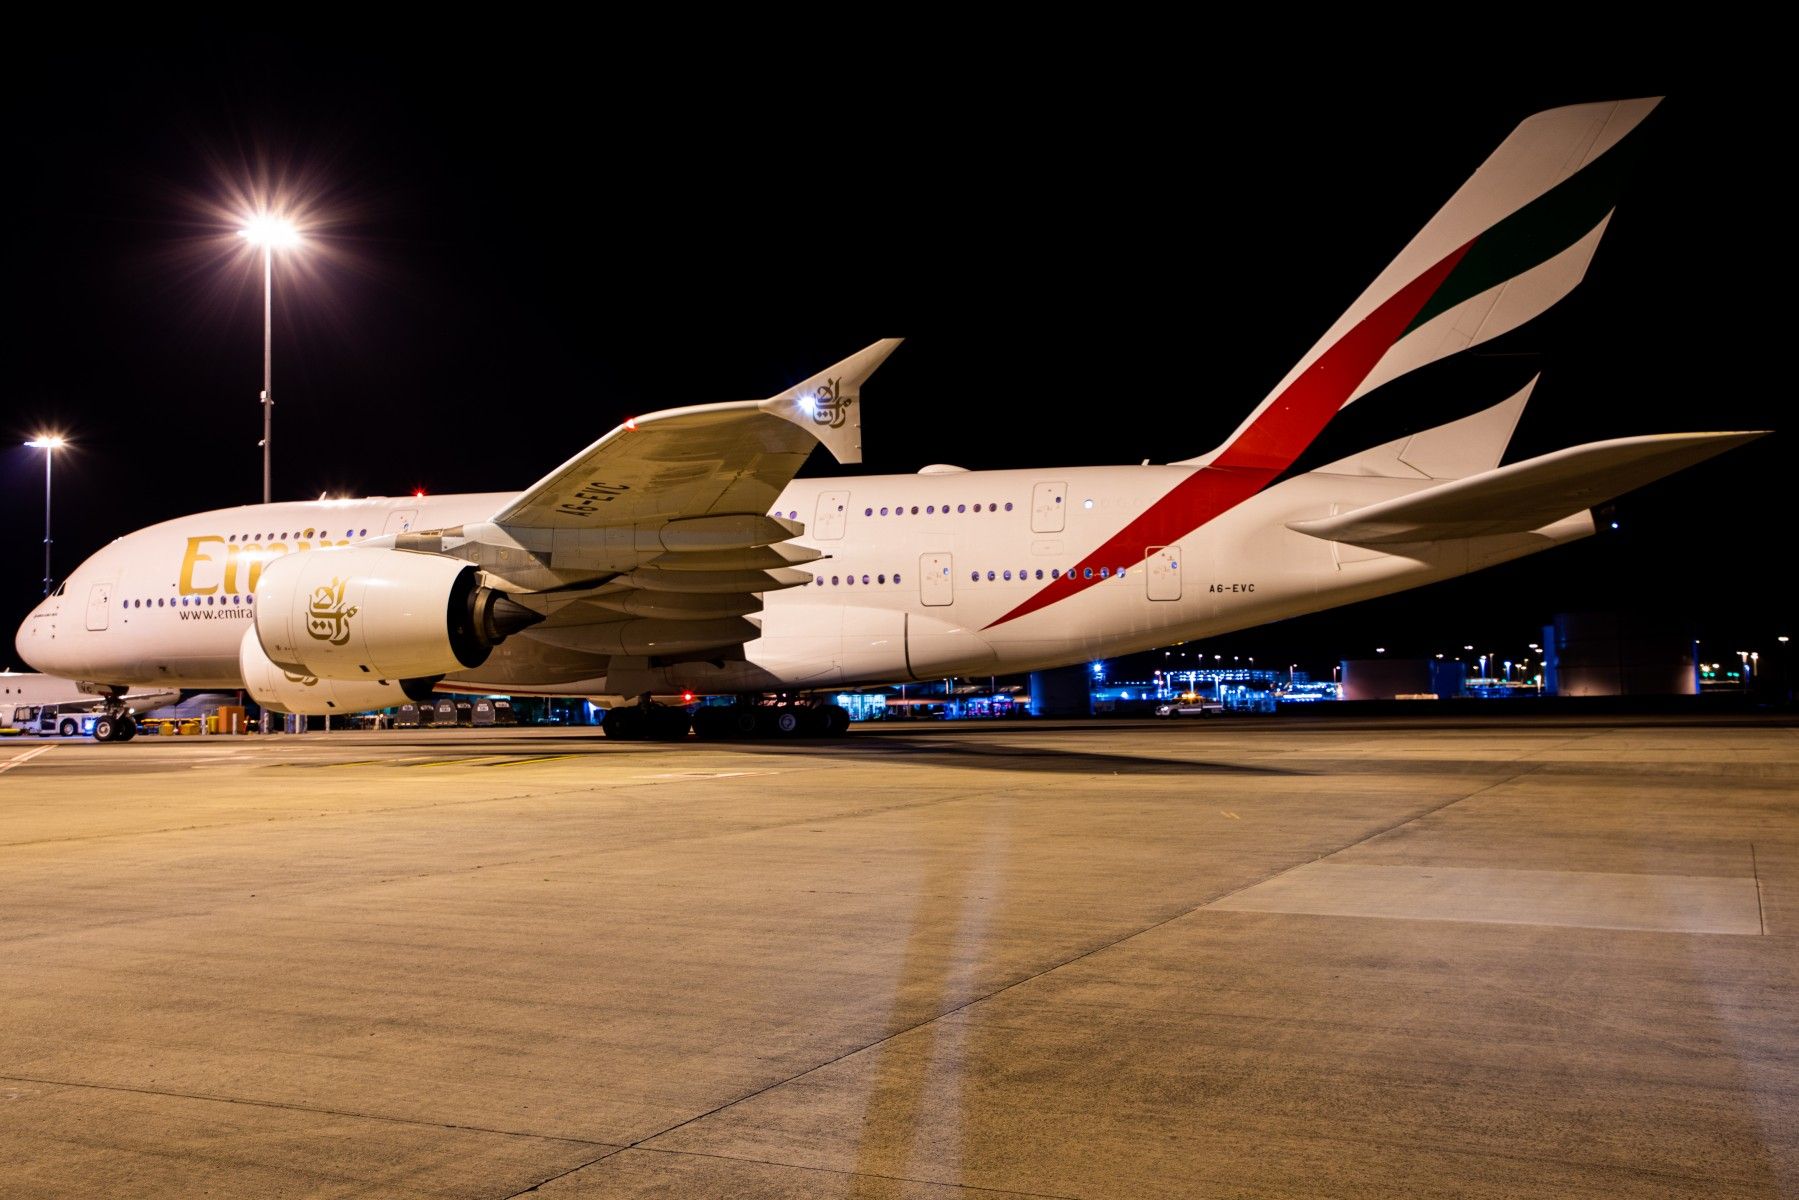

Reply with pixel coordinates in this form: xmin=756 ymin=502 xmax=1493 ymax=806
xmin=238 ymin=215 xmax=302 ymax=248
xmin=1610 ymin=521 xmax=1620 ymax=530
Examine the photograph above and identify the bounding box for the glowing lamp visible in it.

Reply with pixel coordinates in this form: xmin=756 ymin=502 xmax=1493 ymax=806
xmin=238 ymin=215 xmax=302 ymax=248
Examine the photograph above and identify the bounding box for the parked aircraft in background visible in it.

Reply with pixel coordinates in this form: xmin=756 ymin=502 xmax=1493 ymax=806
xmin=13 ymin=98 xmax=1764 ymax=740
xmin=0 ymin=670 xmax=178 ymax=739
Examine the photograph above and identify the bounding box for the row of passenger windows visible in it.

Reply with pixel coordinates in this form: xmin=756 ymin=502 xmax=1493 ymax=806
xmin=864 ymin=501 xmax=1014 ymax=517
xmin=808 ymin=565 xmax=1128 ymax=587
xmin=227 ymin=529 xmax=367 ymax=542
xmin=123 ymin=595 xmax=254 ymax=608
xmin=972 ymin=566 xmax=1127 ymax=582
xmin=769 ymin=503 xmax=1021 ymax=520
xmin=815 ymin=573 xmax=903 ymax=586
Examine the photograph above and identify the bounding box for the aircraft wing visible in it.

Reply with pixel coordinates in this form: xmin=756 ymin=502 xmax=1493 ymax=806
xmin=1288 ymin=431 xmax=1766 ymax=544
xmin=454 ymin=340 xmax=901 ymax=665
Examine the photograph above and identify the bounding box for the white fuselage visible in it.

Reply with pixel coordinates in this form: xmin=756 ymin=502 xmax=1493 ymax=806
xmin=13 ymin=465 xmax=1593 ymax=698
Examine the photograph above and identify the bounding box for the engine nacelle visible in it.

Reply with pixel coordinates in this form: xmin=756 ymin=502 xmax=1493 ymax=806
xmin=239 ymin=628 xmax=437 ymax=715
xmin=254 ymin=546 xmax=541 ymax=681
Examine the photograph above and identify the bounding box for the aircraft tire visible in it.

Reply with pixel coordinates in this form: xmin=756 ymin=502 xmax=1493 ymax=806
xmin=728 ymin=708 xmax=761 ymax=738
xmin=649 ymin=708 xmax=693 ymax=741
xmin=821 ymin=705 xmax=851 ymax=736
xmin=691 ymin=707 xmax=731 ymax=740
xmin=602 ymin=707 xmax=644 ymax=740
xmin=769 ymin=708 xmax=803 ymax=737
xmin=115 ymin=715 xmax=138 ymax=742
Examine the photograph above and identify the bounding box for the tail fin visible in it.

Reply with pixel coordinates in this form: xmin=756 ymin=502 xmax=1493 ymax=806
xmin=1176 ymin=98 xmax=1661 ymax=471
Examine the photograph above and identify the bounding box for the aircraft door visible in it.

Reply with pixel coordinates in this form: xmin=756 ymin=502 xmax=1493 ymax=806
xmin=384 ymin=509 xmax=419 ymax=535
xmin=1146 ymin=545 xmax=1181 ymax=601
xmin=86 ymin=582 xmax=112 ymax=631
xmin=814 ymin=490 xmax=850 ymax=540
xmin=1031 ymin=481 xmax=1066 ymax=533
xmin=919 ymin=553 xmax=953 ymax=606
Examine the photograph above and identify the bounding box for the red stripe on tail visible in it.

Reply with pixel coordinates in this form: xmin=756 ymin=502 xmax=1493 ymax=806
xmin=985 ymin=238 xmax=1474 ymax=630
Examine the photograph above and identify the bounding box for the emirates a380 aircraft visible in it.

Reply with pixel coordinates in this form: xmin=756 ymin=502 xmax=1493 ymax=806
xmin=14 ymin=98 xmax=1763 ymax=740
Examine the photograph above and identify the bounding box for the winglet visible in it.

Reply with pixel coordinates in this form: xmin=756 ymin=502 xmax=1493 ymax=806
xmin=759 ymin=338 xmax=903 ymax=465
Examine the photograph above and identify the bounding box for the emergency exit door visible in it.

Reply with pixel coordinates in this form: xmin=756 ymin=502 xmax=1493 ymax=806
xmin=814 ymin=490 xmax=850 ymax=540
xmin=1146 ymin=545 xmax=1181 ymax=601
xmin=919 ymin=552 xmax=954 ymax=606
xmin=383 ymin=509 xmax=419 ymax=535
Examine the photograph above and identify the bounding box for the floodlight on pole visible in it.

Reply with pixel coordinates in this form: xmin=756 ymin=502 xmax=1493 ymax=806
xmin=25 ymin=435 xmax=67 ymax=596
xmin=238 ymin=215 xmax=303 ymax=504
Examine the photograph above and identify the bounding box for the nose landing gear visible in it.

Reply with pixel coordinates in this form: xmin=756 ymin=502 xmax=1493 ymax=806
xmin=92 ymin=711 xmax=137 ymax=742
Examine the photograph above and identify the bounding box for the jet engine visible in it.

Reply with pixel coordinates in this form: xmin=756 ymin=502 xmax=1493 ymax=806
xmin=239 ymin=628 xmax=438 ymax=715
xmin=253 ymin=547 xmax=541 ymax=681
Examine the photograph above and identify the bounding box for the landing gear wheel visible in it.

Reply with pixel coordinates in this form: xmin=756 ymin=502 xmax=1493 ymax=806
xmin=59 ymin=717 xmax=79 ymax=737
xmin=649 ymin=708 xmax=693 ymax=741
xmin=802 ymin=707 xmax=834 ymax=737
xmin=601 ymin=707 xmax=645 ymax=740
xmin=821 ymin=704 xmax=851 ymax=736
xmin=692 ymin=707 xmax=731 ymax=740
xmin=768 ymin=708 xmax=803 ymax=737
xmin=93 ymin=714 xmax=135 ymax=742
xmin=729 ymin=707 xmax=761 ymax=738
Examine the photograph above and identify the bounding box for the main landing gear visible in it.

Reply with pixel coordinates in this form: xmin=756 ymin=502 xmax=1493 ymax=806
xmin=601 ymin=698 xmax=851 ymax=741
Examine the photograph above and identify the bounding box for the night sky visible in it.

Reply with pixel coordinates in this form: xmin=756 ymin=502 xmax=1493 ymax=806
xmin=4 ymin=48 xmax=1784 ymax=680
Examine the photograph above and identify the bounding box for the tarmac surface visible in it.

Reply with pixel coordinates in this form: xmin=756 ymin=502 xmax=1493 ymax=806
xmin=1 ymin=714 xmax=1795 ymax=1198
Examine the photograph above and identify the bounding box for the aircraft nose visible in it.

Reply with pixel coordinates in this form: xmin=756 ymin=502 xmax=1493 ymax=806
xmin=15 ymin=598 xmax=64 ymax=674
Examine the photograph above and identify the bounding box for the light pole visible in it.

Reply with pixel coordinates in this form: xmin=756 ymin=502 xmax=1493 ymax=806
xmin=238 ymin=215 xmax=302 ymax=503
xmin=25 ymin=435 xmax=65 ymax=596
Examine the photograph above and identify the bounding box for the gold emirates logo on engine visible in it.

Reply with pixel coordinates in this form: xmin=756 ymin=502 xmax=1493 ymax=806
xmin=305 ymin=578 xmax=357 ymax=646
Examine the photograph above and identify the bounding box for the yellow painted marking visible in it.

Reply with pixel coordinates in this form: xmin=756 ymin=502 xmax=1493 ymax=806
xmin=1220 ymin=810 xmax=1240 ymax=820
xmin=478 ymin=754 xmax=581 ymax=767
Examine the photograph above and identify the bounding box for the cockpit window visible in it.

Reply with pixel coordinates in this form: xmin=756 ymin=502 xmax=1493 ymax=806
xmin=52 ymin=581 xmax=67 ymax=597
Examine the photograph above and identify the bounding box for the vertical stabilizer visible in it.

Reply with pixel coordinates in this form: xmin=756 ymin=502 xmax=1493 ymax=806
xmin=1176 ymin=98 xmax=1660 ymax=471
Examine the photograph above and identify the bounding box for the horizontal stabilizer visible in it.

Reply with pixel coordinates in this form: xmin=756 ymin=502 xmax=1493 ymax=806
xmin=1289 ymin=431 xmax=1766 ymax=544
xmin=1321 ymin=378 xmax=1534 ymax=480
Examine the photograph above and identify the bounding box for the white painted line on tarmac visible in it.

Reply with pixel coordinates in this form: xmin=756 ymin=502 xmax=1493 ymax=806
xmin=636 ymin=770 xmax=778 ymax=781
xmin=0 ymin=744 xmax=56 ymax=774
